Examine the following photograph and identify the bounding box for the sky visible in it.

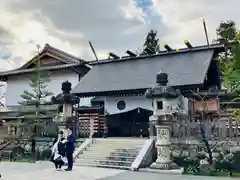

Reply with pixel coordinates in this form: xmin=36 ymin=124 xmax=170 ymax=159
xmin=0 ymin=0 xmax=239 ymax=71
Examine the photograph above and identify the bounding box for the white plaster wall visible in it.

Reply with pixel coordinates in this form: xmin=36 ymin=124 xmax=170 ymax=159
xmin=79 ymin=97 xmax=92 ymax=106
xmin=6 ymin=69 xmax=79 ymax=106
xmin=0 ymin=81 xmax=6 ymax=108
xmin=104 ymin=95 xmax=153 ymax=115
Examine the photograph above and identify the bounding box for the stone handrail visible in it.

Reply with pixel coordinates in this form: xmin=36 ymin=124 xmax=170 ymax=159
xmin=73 ymin=138 xmax=93 ymax=159
xmin=130 ymin=139 xmax=154 ymax=171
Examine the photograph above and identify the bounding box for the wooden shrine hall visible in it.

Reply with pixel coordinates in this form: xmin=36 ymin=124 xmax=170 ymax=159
xmin=73 ymin=43 xmax=225 ymax=138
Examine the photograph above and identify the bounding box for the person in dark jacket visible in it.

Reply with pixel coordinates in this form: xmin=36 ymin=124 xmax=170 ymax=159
xmin=51 ymin=131 xmax=67 ymax=170
xmin=64 ymin=127 xmax=75 ymax=171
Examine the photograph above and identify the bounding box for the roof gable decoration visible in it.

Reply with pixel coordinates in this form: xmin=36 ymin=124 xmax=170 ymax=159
xmin=19 ymin=44 xmax=85 ymax=70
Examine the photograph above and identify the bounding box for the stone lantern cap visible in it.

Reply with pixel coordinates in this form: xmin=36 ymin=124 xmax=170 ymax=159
xmin=51 ymin=81 xmax=80 ymax=105
xmin=145 ymin=72 xmax=180 ymax=99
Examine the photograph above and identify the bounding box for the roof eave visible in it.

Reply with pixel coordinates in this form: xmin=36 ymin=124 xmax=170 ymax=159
xmin=0 ymin=64 xmax=87 ymax=77
xmin=74 ymin=84 xmax=202 ymax=97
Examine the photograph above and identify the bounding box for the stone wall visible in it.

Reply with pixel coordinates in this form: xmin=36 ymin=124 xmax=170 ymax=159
xmin=2 ymin=137 xmax=84 ymax=161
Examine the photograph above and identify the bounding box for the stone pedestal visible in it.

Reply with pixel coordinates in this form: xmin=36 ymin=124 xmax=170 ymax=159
xmin=63 ymin=104 xmax=72 ymax=117
xmin=150 ymin=124 xmax=172 ymax=169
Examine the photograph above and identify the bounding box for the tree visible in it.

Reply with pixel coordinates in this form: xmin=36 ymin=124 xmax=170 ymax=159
xmin=216 ymin=20 xmax=237 ymax=42
xmin=192 ymin=92 xmax=225 ymax=165
xmin=142 ymin=29 xmax=160 ymax=55
xmin=18 ymin=45 xmax=53 ymax=111
xmin=220 ymin=28 xmax=240 ymax=99
xmin=216 ymin=21 xmax=240 ymax=138
xmin=18 ymin=45 xmax=53 ymax=153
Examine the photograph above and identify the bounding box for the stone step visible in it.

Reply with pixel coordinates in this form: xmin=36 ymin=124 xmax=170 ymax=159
xmin=74 ymin=162 xmax=131 ymax=170
xmin=96 ymin=160 xmax=133 ymax=166
xmin=86 ymin=148 xmax=140 ymax=153
xmin=94 ymin=143 xmax=145 ymax=147
xmin=94 ymin=139 xmax=145 ymax=144
xmin=108 ymin=152 xmax=138 ymax=157
xmin=88 ymin=144 xmax=141 ymax=149
xmin=95 ymin=138 xmax=146 ymax=141
xmin=81 ymin=151 xmax=138 ymax=157
xmin=94 ymin=142 xmax=145 ymax=145
xmin=76 ymin=156 xmax=136 ymax=161
xmin=76 ymin=159 xmax=133 ymax=165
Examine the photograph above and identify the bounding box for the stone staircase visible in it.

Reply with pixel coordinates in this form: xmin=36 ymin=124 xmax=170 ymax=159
xmin=74 ymin=138 xmax=146 ymax=170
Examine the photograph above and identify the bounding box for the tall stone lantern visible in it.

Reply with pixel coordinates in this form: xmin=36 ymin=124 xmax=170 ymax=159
xmin=51 ymin=81 xmax=80 ymax=136
xmin=145 ymin=72 xmax=180 ymax=170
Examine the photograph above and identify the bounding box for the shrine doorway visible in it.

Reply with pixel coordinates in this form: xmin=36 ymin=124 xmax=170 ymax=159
xmin=106 ymin=108 xmax=152 ymax=137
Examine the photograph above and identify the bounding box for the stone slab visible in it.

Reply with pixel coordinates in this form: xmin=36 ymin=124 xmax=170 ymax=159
xmin=139 ymin=167 xmax=184 ymax=175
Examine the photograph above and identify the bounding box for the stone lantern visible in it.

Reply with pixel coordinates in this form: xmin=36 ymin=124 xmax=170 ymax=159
xmin=145 ymin=72 xmax=180 ymax=170
xmin=51 ymin=81 xmax=80 ymax=136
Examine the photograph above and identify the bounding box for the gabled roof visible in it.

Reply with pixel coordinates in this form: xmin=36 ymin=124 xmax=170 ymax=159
xmin=0 ymin=44 xmax=88 ymax=77
xmin=20 ymin=44 xmax=85 ymax=69
xmin=72 ymin=44 xmax=225 ymax=97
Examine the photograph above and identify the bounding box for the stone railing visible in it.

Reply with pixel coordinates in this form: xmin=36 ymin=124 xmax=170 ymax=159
xmin=131 ymin=139 xmax=154 ymax=171
xmin=73 ymin=138 xmax=93 ymax=159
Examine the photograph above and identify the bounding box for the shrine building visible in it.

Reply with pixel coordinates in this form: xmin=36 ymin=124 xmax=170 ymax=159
xmin=72 ymin=43 xmax=225 ymax=138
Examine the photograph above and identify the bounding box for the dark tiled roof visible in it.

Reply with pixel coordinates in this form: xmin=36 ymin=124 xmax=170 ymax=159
xmin=0 ymin=63 xmax=83 ymax=76
xmin=0 ymin=44 xmax=88 ymax=77
xmin=72 ymin=48 xmax=220 ymax=96
xmin=19 ymin=44 xmax=86 ymax=69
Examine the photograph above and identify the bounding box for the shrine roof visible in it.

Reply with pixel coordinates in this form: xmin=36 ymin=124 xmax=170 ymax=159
xmin=0 ymin=44 xmax=89 ymax=77
xmin=72 ymin=44 xmax=225 ymax=97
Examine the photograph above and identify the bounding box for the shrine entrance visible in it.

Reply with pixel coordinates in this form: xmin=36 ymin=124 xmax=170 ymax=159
xmin=106 ymin=108 xmax=152 ymax=137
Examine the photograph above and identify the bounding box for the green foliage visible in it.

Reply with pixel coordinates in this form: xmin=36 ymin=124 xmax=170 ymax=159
xmin=220 ymin=42 xmax=240 ymax=100
xmin=39 ymin=148 xmax=52 ymax=160
xmin=218 ymin=21 xmax=240 ymax=101
xmin=142 ymin=29 xmax=160 ymax=55
xmin=216 ymin=20 xmax=237 ymax=41
xmin=18 ymin=61 xmax=53 ymax=106
xmin=181 ymin=151 xmax=240 ymax=176
xmin=17 ymin=49 xmax=54 ymax=140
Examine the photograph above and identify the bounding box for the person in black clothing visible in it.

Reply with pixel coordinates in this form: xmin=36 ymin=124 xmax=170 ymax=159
xmin=51 ymin=131 xmax=67 ymax=170
xmin=64 ymin=127 xmax=76 ymax=171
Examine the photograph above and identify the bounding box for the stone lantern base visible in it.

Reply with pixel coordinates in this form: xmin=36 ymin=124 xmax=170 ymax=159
xmin=149 ymin=121 xmax=179 ymax=170
xmin=150 ymin=161 xmax=178 ymax=170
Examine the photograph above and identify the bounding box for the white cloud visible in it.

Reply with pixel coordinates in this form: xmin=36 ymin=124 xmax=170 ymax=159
xmin=0 ymin=8 xmax=86 ymax=70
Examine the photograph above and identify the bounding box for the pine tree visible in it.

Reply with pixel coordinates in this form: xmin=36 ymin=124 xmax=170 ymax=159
xmin=142 ymin=29 xmax=160 ymax=55
xmin=19 ymin=45 xmax=53 ymax=109
xmin=18 ymin=45 xmax=53 ymax=153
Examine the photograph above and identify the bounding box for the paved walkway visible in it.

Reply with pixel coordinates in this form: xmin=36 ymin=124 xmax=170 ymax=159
xmin=0 ymin=162 xmax=236 ymax=180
